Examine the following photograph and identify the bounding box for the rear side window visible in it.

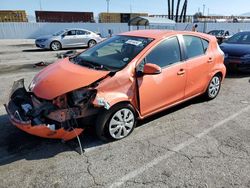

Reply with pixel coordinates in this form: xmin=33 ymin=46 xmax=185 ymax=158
xmin=183 ymin=35 xmax=205 ymax=59
xmin=146 ymin=37 xmax=181 ymax=68
xmin=77 ymin=30 xmax=87 ymax=35
xmin=201 ymin=39 xmax=209 ymax=53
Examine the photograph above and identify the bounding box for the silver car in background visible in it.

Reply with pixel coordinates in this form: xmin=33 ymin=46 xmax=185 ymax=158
xmin=35 ymin=29 xmax=103 ymax=51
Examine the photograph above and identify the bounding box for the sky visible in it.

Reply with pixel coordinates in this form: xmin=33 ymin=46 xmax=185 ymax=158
xmin=0 ymin=0 xmax=250 ymax=17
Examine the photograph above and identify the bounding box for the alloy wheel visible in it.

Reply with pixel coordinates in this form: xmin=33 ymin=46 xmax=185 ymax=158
xmin=109 ymin=108 xmax=135 ymax=139
xmin=208 ymin=76 xmax=220 ymax=98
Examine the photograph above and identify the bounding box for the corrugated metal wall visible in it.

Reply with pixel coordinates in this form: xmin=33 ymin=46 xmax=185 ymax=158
xmin=0 ymin=22 xmax=133 ymax=39
xmin=176 ymin=23 xmax=250 ymax=34
xmin=1 ymin=22 xmax=250 ymax=39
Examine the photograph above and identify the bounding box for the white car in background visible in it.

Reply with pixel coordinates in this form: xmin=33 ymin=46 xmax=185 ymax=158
xmin=35 ymin=29 xmax=103 ymax=51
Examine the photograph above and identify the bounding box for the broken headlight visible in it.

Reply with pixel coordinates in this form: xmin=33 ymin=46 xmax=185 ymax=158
xmin=69 ymin=88 xmax=97 ymax=106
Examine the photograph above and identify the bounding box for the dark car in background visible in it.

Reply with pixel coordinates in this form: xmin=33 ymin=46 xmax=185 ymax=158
xmin=220 ymin=31 xmax=250 ymax=71
xmin=208 ymin=30 xmax=231 ymax=44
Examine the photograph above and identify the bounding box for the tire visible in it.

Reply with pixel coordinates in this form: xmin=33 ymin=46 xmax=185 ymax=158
xmin=88 ymin=40 xmax=97 ymax=48
xmin=204 ymin=74 xmax=222 ymax=100
xmin=95 ymin=103 xmax=136 ymax=142
xmin=50 ymin=41 xmax=61 ymax=51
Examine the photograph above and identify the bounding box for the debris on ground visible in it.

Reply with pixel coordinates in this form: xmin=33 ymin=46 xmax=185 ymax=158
xmin=56 ymin=50 xmax=77 ymax=59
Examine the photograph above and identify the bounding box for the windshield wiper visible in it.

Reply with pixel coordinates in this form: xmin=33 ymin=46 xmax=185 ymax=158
xmin=72 ymin=57 xmax=110 ymax=71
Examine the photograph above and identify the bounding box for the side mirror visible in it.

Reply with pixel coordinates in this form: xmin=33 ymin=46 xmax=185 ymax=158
xmin=143 ymin=63 xmax=162 ymax=75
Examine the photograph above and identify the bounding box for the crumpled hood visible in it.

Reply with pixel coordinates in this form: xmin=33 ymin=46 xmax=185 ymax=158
xmin=30 ymin=58 xmax=110 ymax=100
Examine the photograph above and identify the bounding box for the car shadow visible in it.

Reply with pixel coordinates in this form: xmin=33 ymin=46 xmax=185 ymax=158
xmin=0 ymin=96 xmax=205 ymax=166
xmin=226 ymin=68 xmax=250 ymax=79
xmin=22 ymin=47 xmax=88 ymax=52
xmin=137 ymin=95 xmax=205 ymax=127
xmin=0 ymin=113 xmax=105 ymax=166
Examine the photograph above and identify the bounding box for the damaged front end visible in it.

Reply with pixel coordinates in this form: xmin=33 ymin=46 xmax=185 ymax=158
xmin=4 ymin=79 xmax=98 ymax=141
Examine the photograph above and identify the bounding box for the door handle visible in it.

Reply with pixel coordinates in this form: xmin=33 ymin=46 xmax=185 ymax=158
xmin=208 ymin=57 xmax=213 ymax=63
xmin=177 ymin=69 xmax=185 ymax=76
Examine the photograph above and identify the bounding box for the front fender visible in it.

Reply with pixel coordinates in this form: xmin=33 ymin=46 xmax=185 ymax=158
xmin=93 ymin=91 xmax=131 ymax=110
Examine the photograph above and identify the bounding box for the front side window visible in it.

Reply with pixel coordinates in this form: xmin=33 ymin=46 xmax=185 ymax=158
xmin=66 ymin=30 xmax=76 ymax=36
xmin=72 ymin=35 xmax=153 ymax=71
xmin=183 ymin=35 xmax=205 ymax=59
xmin=146 ymin=37 xmax=181 ymax=68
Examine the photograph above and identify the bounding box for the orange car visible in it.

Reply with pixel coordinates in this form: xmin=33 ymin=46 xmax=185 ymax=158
xmin=5 ymin=30 xmax=226 ymax=141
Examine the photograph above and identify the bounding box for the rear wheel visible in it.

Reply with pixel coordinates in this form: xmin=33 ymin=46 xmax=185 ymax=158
xmin=205 ymin=74 xmax=221 ymax=100
xmin=88 ymin=40 xmax=96 ymax=48
xmin=95 ymin=103 xmax=136 ymax=141
xmin=50 ymin=41 xmax=61 ymax=51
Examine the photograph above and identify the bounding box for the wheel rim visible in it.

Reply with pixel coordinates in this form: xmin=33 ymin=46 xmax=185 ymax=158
xmin=109 ymin=108 xmax=135 ymax=139
xmin=51 ymin=42 xmax=60 ymax=50
xmin=208 ymin=76 xmax=220 ymax=98
xmin=89 ymin=40 xmax=96 ymax=47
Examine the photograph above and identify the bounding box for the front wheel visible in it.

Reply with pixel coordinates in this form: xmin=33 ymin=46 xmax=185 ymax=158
xmin=95 ymin=103 xmax=136 ymax=141
xmin=50 ymin=41 xmax=61 ymax=51
xmin=205 ymin=74 xmax=221 ymax=100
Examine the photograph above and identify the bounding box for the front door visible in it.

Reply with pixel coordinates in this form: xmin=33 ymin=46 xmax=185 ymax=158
xmin=137 ymin=37 xmax=187 ymax=116
xmin=61 ymin=30 xmax=77 ymax=47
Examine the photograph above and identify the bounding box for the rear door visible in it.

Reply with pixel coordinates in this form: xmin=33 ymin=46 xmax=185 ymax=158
xmin=137 ymin=36 xmax=187 ymax=116
xmin=181 ymin=35 xmax=212 ymax=98
xmin=76 ymin=30 xmax=91 ymax=46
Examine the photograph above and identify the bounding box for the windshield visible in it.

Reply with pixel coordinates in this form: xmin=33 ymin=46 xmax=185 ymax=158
xmin=208 ymin=30 xmax=224 ymax=36
xmin=225 ymin=32 xmax=250 ymax=44
xmin=72 ymin=35 xmax=153 ymax=71
xmin=53 ymin=30 xmax=65 ymax=36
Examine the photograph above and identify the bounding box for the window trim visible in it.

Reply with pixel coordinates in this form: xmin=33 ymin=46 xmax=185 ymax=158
xmin=181 ymin=34 xmax=210 ymax=61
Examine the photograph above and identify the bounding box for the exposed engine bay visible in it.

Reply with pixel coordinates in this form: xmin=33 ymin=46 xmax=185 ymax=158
xmin=4 ymin=79 xmax=99 ymax=141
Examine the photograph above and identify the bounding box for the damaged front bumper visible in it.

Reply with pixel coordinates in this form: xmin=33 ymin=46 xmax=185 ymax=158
xmin=4 ymin=79 xmax=84 ymax=141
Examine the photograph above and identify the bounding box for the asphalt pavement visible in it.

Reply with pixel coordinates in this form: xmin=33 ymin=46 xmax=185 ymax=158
xmin=0 ymin=40 xmax=250 ymax=188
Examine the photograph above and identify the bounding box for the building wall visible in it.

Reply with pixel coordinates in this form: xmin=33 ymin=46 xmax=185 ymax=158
xmin=0 ymin=10 xmax=27 ymax=22
xmin=35 ymin=11 xmax=94 ymax=23
xmin=1 ymin=22 xmax=250 ymax=39
xmin=0 ymin=22 xmax=137 ymax=39
xmin=99 ymin=13 xmax=148 ymax=23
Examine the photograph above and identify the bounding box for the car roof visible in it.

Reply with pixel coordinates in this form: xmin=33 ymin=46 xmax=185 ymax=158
xmin=65 ymin=28 xmax=92 ymax=32
xmin=120 ymin=29 xmax=214 ymax=40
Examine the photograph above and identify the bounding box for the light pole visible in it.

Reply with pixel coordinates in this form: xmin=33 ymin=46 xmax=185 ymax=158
xmin=203 ymin=4 xmax=205 ymax=16
xmin=106 ymin=0 xmax=110 ymax=13
xmin=39 ymin=0 xmax=42 ymax=10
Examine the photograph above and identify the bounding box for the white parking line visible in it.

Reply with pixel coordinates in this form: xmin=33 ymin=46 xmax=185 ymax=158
xmin=109 ymin=105 xmax=250 ymax=188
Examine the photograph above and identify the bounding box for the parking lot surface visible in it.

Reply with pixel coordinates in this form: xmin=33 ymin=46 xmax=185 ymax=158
xmin=0 ymin=40 xmax=250 ymax=188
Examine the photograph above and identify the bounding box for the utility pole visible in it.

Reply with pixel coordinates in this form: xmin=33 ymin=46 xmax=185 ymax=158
xmin=106 ymin=0 xmax=110 ymax=13
xmin=39 ymin=0 xmax=42 ymax=10
xmin=171 ymin=0 xmax=174 ymax=20
xmin=168 ymin=0 xmax=171 ymax=19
